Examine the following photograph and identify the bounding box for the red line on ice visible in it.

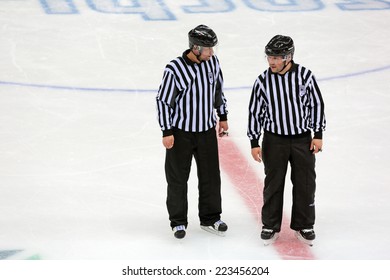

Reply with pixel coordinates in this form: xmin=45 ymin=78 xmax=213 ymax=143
xmin=218 ymin=136 xmax=315 ymax=260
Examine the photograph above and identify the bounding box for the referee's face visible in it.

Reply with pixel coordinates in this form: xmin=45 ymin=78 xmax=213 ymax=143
xmin=199 ymin=47 xmax=214 ymax=61
xmin=266 ymin=55 xmax=287 ymax=73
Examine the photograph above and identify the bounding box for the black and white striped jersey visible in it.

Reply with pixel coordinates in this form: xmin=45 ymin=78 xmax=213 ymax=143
xmin=247 ymin=63 xmax=326 ymax=147
xmin=156 ymin=50 xmax=228 ymax=136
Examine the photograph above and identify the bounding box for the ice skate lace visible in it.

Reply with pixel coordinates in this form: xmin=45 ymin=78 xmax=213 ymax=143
xmin=213 ymin=220 xmax=226 ymax=230
xmin=174 ymin=225 xmax=185 ymax=232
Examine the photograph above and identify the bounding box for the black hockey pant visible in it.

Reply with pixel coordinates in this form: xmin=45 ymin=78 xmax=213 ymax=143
xmin=261 ymin=131 xmax=316 ymax=232
xmin=165 ymin=127 xmax=222 ymax=229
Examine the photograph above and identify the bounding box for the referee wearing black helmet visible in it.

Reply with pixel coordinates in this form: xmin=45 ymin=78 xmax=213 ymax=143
xmin=247 ymin=35 xmax=326 ymax=246
xmin=156 ymin=25 xmax=228 ymax=239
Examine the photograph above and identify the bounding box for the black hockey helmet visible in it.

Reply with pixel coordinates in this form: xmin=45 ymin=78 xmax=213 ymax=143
xmin=265 ymin=35 xmax=294 ymax=57
xmin=188 ymin=24 xmax=218 ymax=48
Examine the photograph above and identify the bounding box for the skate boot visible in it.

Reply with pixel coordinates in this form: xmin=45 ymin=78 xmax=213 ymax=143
xmin=200 ymin=220 xmax=228 ymax=236
xmin=261 ymin=229 xmax=279 ymax=246
xmin=295 ymin=229 xmax=315 ymax=246
xmin=173 ymin=225 xmax=186 ymax=239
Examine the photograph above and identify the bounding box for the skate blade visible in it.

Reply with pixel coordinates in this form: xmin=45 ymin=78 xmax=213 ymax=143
xmin=200 ymin=226 xmax=226 ymax=237
xmin=262 ymin=233 xmax=279 ymax=246
xmin=294 ymin=231 xmax=314 ymax=246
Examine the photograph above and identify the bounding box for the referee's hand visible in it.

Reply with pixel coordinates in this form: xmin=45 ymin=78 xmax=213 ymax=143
xmin=163 ymin=135 xmax=174 ymax=149
xmin=251 ymin=147 xmax=262 ymax=163
xmin=310 ymin=139 xmax=323 ymax=154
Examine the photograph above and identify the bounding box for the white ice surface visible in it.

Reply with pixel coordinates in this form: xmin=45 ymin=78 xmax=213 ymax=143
xmin=1 ymin=1 xmax=390 ymax=261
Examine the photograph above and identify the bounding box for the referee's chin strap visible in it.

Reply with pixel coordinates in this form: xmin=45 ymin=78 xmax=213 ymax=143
xmin=277 ymin=58 xmax=292 ymax=74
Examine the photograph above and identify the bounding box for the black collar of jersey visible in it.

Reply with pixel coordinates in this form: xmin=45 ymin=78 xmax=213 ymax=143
xmin=284 ymin=61 xmax=299 ymax=74
xmin=290 ymin=61 xmax=298 ymax=72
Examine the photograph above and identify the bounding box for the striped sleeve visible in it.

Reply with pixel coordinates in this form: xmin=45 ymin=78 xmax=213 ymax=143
xmin=247 ymin=76 xmax=266 ymax=147
xmin=156 ymin=68 xmax=177 ymax=135
xmin=213 ymin=58 xmax=228 ymax=120
xmin=305 ymin=72 xmax=326 ymax=137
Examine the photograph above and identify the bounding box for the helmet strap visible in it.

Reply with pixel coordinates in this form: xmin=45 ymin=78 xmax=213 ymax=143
xmin=279 ymin=61 xmax=289 ymax=73
xmin=277 ymin=55 xmax=292 ymax=74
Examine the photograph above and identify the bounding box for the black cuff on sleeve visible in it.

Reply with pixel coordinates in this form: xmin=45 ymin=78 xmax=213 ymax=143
xmin=162 ymin=129 xmax=173 ymax=137
xmin=218 ymin=114 xmax=227 ymax=122
xmin=250 ymin=139 xmax=260 ymax=149
xmin=314 ymin=131 xmax=323 ymax=139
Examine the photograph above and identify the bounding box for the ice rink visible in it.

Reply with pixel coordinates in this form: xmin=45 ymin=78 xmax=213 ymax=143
xmin=1 ymin=0 xmax=390 ymax=272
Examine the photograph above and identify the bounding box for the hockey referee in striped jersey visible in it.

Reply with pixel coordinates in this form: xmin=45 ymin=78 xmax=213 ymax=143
xmin=247 ymin=35 xmax=326 ymax=246
xmin=156 ymin=25 xmax=228 ymax=239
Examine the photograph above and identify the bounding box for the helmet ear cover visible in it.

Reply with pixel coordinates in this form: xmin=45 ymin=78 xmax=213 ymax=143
xmin=188 ymin=24 xmax=218 ymax=49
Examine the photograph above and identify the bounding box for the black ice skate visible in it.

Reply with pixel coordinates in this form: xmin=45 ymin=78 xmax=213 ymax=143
xmin=200 ymin=220 xmax=228 ymax=236
xmin=172 ymin=225 xmax=186 ymax=239
xmin=295 ymin=229 xmax=315 ymax=246
xmin=261 ymin=229 xmax=279 ymax=246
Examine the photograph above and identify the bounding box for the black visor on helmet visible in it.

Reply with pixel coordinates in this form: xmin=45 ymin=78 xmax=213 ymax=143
xmin=265 ymin=35 xmax=294 ymax=56
xmin=188 ymin=24 xmax=218 ymax=48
